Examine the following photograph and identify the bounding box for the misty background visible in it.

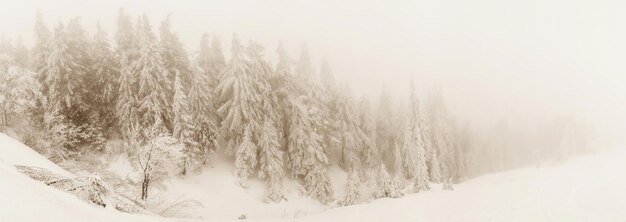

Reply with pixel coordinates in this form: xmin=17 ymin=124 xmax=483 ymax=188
xmin=1 ymin=0 xmax=624 ymax=148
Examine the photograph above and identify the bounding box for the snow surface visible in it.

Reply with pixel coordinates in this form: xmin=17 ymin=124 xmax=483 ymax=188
xmin=0 ymin=134 xmax=71 ymax=177
xmin=0 ymin=134 xmax=189 ymax=222
xmin=1 ymin=133 xmax=625 ymax=222
xmin=160 ymin=159 xmax=348 ymax=220
xmin=289 ymin=151 xmax=626 ymax=222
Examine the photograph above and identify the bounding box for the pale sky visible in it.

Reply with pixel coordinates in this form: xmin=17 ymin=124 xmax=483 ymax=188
xmin=1 ymin=0 xmax=625 ymax=144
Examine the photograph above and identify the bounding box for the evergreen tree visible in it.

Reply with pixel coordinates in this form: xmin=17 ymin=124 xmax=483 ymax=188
xmin=160 ymin=15 xmax=191 ymax=90
xmin=358 ymin=97 xmax=379 ymax=174
xmin=288 ymin=96 xmax=334 ymax=204
xmin=376 ymin=86 xmax=396 ymax=169
xmin=235 ymin=124 xmax=257 ymax=186
xmin=172 ymin=70 xmax=196 ymax=174
xmin=336 ymin=86 xmax=362 ymax=171
xmin=116 ymin=55 xmax=139 ymax=142
xmin=215 ymin=35 xmax=264 ymax=155
xmin=427 ymin=91 xmax=454 ymax=182
xmin=33 ymin=11 xmax=51 ymax=98
xmin=45 ymin=22 xmax=85 ymax=121
xmin=374 ymin=164 xmax=402 ymax=199
xmin=187 ymin=60 xmax=218 ymax=164
xmin=404 ymin=84 xmax=430 ymax=192
xmin=258 ymin=119 xmax=285 ymax=203
xmin=216 ymin=35 xmax=271 ymax=182
xmin=134 ymin=15 xmax=170 ymax=134
xmin=66 ymin=18 xmax=92 ymax=78
xmin=197 ymin=33 xmax=225 ymax=88
xmin=90 ymin=23 xmax=120 ymax=130
xmin=429 ymin=149 xmax=443 ymax=183
xmin=339 ymin=170 xmax=361 ymax=206
xmin=318 ymin=58 xmax=341 ymax=164
xmin=211 ymin=35 xmax=226 ymax=78
xmin=271 ymin=42 xmax=296 ymax=158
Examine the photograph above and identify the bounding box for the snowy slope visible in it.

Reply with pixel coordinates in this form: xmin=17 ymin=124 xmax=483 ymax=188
xmin=0 ymin=134 xmax=71 ymax=177
xmin=161 ymin=159 xmax=348 ymax=220
xmin=159 ymin=149 xmax=626 ymax=222
xmin=287 ymin=150 xmax=626 ymax=222
xmin=0 ymin=134 xmax=188 ymax=222
xmin=2 ymin=132 xmax=625 ymax=222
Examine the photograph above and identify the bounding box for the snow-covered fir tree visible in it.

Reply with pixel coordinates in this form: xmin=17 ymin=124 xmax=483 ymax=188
xmin=215 ymin=35 xmax=264 ymax=158
xmin=288 ymin=95 xmax=334 ymax=204
xmin=257 ymin=118 xmax=285 ymax=203
xmin=339 ymin=169 xmax=361 ymax=206
xmin=116 ymin=55 xmax=139 ymax=143
xmin=186 ymin=60 xmax=218 ymax=165
xmin=235 ymin=124 xmax=257 ymax=186
xmin=395 ymin=83 xmax=430 ymax=192
xmin=44 ymin=23 xmax=87 ymax=138
xmin=376 ymin=86 xmax=396 ymax=169
xmin=33 ymin=11 xmax=51 ymax=96
xmin=374 ymin=164 xmax=402 ymax=199
xmin=134 ymin=15 xmax=170 ymax=134
xmin=66 ymin=18 xmax=92 ymax=79
xmin=429 ymin=149 xmax=443 ymax=183
xmin=197 ymin=33 xmax=225 ymax=89
xmin=358 ymin=96 xmax=379 ymax=175
xmin=318 ymin=58 xmax=341 ymax=164
xmin=171 ymin=70 xmax=197 ymax=174
xmin=427 ymin=91 xmax=455 ymax=182
xmin=211 ymin=35 xmax=227 ymax=80
xmin=89 ymin=23 xmax=119 ymax=130
xmin=160 ymin=15 xmax=191 ymax=91
xmin=408 ymin=85 xmax=431 ymax=192
xmin=336 ymin=86 xmax=362 ymax=171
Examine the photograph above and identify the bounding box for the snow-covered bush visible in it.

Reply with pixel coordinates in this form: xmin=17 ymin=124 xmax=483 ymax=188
xmin=136 ymin=120 xmax=185 ymax=201
xmin=339 ymin=170 xmax=361 ymax=206
xmin=374 ymin=164 xmax=402 ymax=199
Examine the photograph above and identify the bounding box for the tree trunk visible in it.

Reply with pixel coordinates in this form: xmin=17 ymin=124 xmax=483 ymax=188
xmin=141 ymin=174 xmax=149 ymax=200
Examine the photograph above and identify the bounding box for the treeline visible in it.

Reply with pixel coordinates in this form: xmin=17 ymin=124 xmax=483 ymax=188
xmin=0 ymin=10 xmax=588 ymax=205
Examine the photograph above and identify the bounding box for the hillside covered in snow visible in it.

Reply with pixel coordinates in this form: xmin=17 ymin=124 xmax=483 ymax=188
xmin=1 ymin=133 xmax=625 ymax=222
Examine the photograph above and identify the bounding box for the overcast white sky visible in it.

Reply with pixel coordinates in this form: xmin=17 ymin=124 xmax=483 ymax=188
xmin=1 ymin=0 xmax=625 ymax=143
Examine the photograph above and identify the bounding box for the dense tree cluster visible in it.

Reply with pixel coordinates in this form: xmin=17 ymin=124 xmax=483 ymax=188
xmin=0 ymin=10 xmax=589 ymax=206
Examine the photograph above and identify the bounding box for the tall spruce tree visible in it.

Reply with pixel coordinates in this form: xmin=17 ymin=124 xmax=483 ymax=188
xmin=197 ymin=33 xmax=225 ymax=89
xmin=34 ymin=11 xmax=51 ymax=100
xmin=403 ymin=83 xmax=430 ymax=192
xmin=215 ymin=35 xmax=262 ymax=156
xmin=116 ymin=54 xmax=139 ymax=143
xmin=258 ymin=118 xmax=285 ymax=203
xmin=187 ymin=60 xmax=218 ymax=164
xmin=90 ymin=23 xmax=120 ymax=130
xmin=336 ymin=86 xmax=362 ymax=171
xmin=160 ymin=15 xmax=191 ymax=91
xmin=288 ymin=95 xmax=334 ymax=204
xmin=134 ymin=15 xmax=170 ymax=134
